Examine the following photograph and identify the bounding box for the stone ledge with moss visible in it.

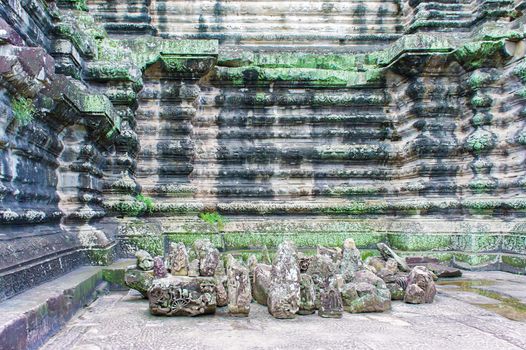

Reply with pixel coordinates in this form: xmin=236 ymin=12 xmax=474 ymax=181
xmin=0 ymin=1 xmax=526 ymax=347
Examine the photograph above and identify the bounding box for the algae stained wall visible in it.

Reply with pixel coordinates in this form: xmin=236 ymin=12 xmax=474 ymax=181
xmin=1 ymin=0 xmax=526 ymax=300
xmin=90 ymin=0 xmax=526 ymax=272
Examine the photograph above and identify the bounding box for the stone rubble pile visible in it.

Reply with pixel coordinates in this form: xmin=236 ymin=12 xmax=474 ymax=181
xmin=124 ymin=239 xmax=448 ymax=318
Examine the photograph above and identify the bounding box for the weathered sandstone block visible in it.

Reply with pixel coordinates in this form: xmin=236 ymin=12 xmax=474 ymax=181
xmin=341 ymin=270 xmax=391 ymax=313
xmin=227 ymin=255 xmax=251 ymax=316
xmin=148 ymin=276 xmax=217 ymax=316
xmin=167 ymin=242 xmax=189 ymax=276
xmin=124 ymin=268 xmax=154 ymax=298
xmin=268 ymin=241 xmax=301 ymax=319
xmin=404 ymin=266 xmax=437 ymax=304
xmin=318 ymin=283 xmax=343 ymax=318
xmin=252 ymin=263 xmax=271 ymax=306
xmin=135 ymin=250 xmax=154 ymax=271
xmin=298 ymin=274 xmax=317 ymax=315
xmin=194 ymin=239 xmax=220 ymax=277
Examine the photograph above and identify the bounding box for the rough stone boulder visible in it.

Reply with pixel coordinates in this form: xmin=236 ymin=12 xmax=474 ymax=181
xmin=377 ymin=243 xmax=410 ymax=272
xmin=317 ymin=246 xmax=342 ymax=265
xmin=341 ymin=270 xmax=391 ymax=313
xmin=167 ymin=242 xmax=189 ymax=276
xmin=135 ymin=250 xmax=154 ymax=271
xmin=226 ymin=255 xmax=251 ymax=317
xmin=215 ymin=276 xmax=228 ymax=307
xmin=252 ymin=263 xmax=271 ymax=306
xmin=193 ymin=239 xmax=220 ymax=277
xmin=268 ymin=241 xmax=301 ymax=319
xmin=340 ymin=238 xmax=363 ymax=282
xmin=298 ymin=274 xmax=316 ymax=315
xmin=306 ymin=253 xmax=338 ymax=308
xmin=364 ymin=256 xmax=387 ymax=273
xmin=404 ymin=266 xmax=437 ymax=304
xmin=406 ymin=257 xmax=462 ymax=278
xmin=148 ymin=276 xmax=217 ymax=316
xmin=369 ymin=257 xmax=408 ymax=300
xmin=124 ymin=268 xmax=154 ymax=298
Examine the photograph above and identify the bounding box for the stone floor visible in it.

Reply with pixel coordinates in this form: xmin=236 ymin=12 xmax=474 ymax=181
xmin=42 ymin=271 xmax=526 ymax=350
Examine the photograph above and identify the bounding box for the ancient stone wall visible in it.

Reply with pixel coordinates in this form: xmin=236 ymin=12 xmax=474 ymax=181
xmin=1 ymin=0 xmax=525 ymax=301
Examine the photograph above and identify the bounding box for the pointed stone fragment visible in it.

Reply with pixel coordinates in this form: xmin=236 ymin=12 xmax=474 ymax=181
xmin=167 ymin=242 xmax=189 ymax=276
xmin=261 ymin=245 xmax=272 ymax=265
xmin=340 ymin=238 xmax=363 ymax=282
xmin=193 ymin=239 xmax=220 ymax=277
xmin=215 ymin=276 xmax=228 ymax=307
xmin=226 ymin=254 xmax=251 ymax=316
xmin=188 ymin=259 xmax=200 ymax=277
xmin=267 ymin=241 xmax=300 ymax=319
xmin=153 ymin=256 xmax=168 ymax=278
xmin=247 ymin=254 xmax=258 ymax=273
xmin=377 ymin=243 xmax=409 ymax=272
xmin=252 ymin=263 xmax=271 ymax=306
xmin=247 ymin=254 xmax=258 ymax=293
xmin=298 ymin=274 xmax=316 ymax=315
xmin=306 ymin=254 xmax=338 ymax=308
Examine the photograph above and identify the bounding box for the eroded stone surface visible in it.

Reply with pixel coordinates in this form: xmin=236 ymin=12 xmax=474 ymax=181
xmin=188 ymin=259 xmax=200 ymax=277
xmin=124 ymin=268 xmax=154 ymax=298
xmin=194 ymin=239 xmax=220 ymax=277
xmin=167 ymin=242 xmax=189 ymax=276
xmin=404 ymin=266 xmax=437 ymax=304
xmin=252 ymin=264 xmax=271 ymax=306
xmin=148 ymin=276 xmax=217 ymax=316
xmin=341 ymin=270 xmax=391 ymax=313
xmin=227 ymin=255 xmax=251 ymax=317
xmin=298 ymin=274 xmax=316 ymax=315
xmin=306 ymin=254 xmax=338 ymax=308
xmin=135 ymin=250 xmax=154 ymax=271
xmin=215 ymin=276 xmax=228 ymax=307
xmin=340 ymin=238 xmax=363 ymax=283
xmin=318 ymin=283 xmax=343 ymax=318
xmin=267 ymin=241 xmax=301 ymax=319
xmin=153 ymin=256 xmax=168 ymax=278
xmin=377 ymin=243 xmax=410 ymax=272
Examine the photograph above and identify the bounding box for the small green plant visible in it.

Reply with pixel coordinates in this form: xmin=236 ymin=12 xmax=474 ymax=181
xmin=74 ymin=0 xmax=89 ymax=11
xmin=136 ymin=194 xmax=154 ymax=214
xmin=199 ymin=211 xmax=228 ymax=231
xmin=11 ymin=96 xmax=35 ymax=126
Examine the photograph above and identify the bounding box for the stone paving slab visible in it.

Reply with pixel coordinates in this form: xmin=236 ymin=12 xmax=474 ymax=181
xmin=41 ymin=272 xmax=526 ymax=350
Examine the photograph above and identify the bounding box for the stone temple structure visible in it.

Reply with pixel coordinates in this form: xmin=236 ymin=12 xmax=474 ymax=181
xmin=0 ymin=0 xmax=526 ymax=347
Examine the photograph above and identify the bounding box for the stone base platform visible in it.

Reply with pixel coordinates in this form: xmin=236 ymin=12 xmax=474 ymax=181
xmin=40 ymin=271 xmax=526 ymax=350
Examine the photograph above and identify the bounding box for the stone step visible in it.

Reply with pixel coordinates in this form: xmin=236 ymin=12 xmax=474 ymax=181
xmin=0 ymin=266 xmax=104 ymax=350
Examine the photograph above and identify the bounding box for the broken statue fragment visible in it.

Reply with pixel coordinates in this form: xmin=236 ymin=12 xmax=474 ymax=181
xmin=268 ymin=241 xmax=301 ymax=319
xmin=226 ymin=254 xmax=251 ymax=316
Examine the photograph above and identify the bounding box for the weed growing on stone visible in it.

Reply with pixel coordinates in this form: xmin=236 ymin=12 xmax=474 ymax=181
xmin=11 ymin=96 xmax=35 ymax=126
xmin=199 ymin=212 xmax=228 ymax=231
